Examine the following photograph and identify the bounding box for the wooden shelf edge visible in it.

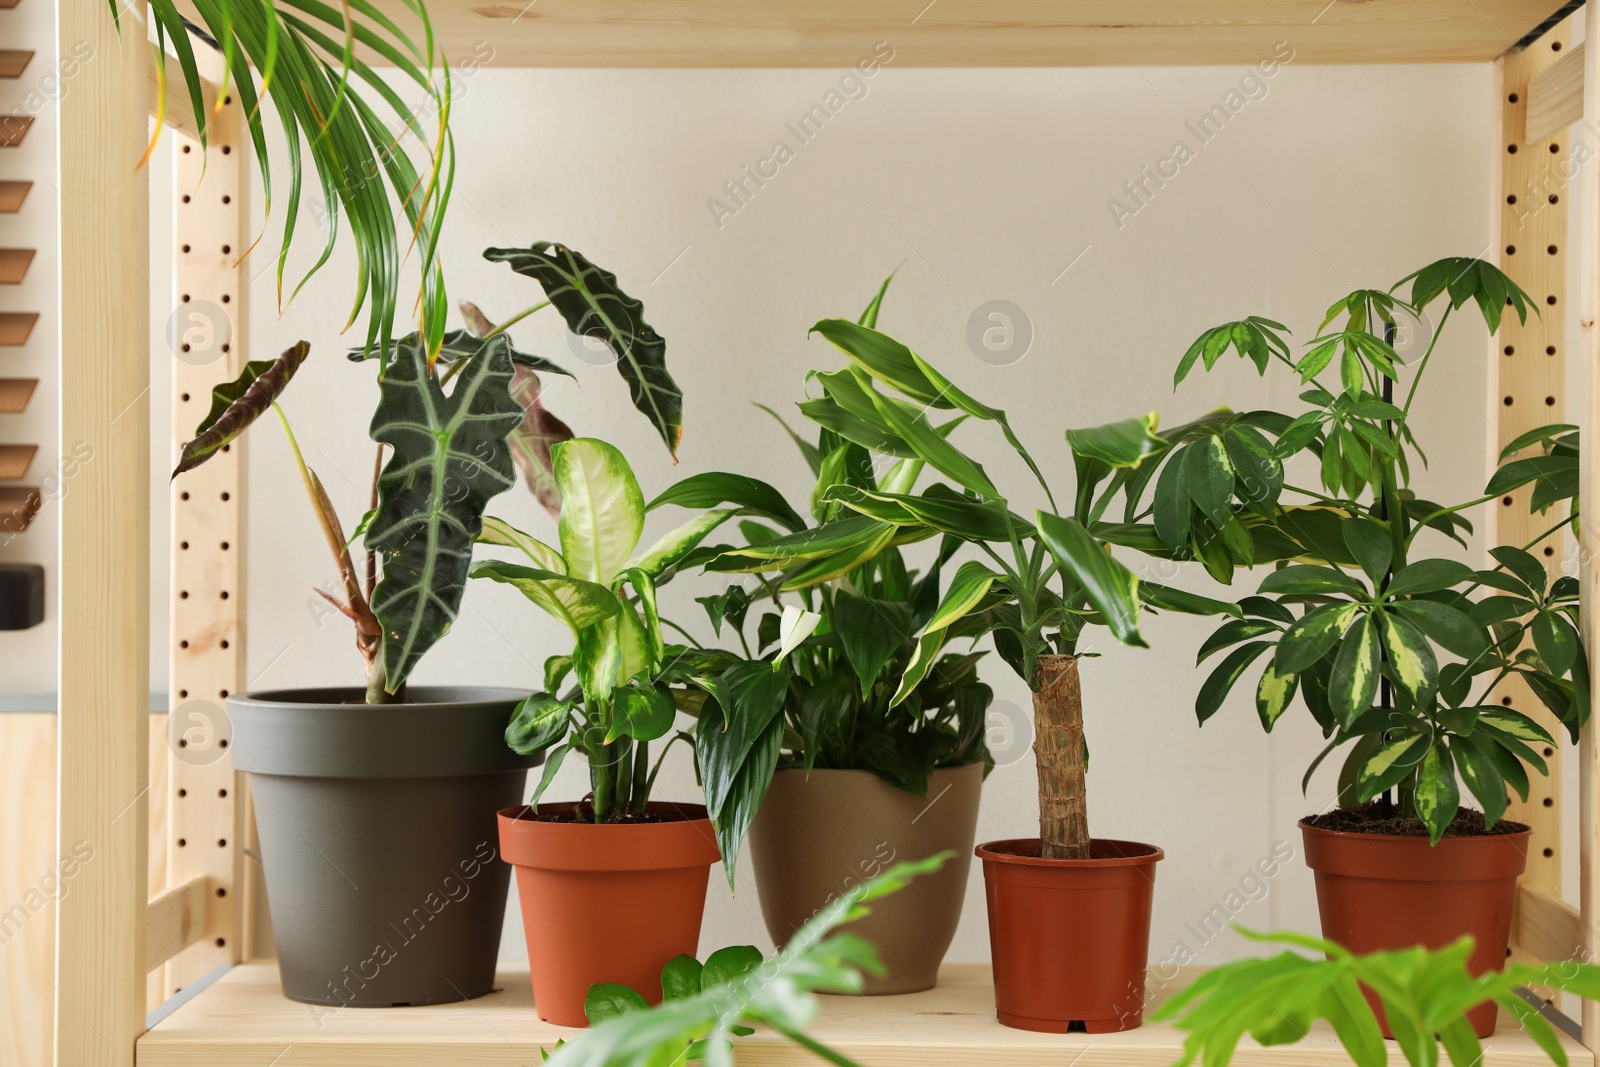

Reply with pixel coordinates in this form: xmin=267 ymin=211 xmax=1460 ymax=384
xmin=137 ymin=963 xmax=1589 ymax=1067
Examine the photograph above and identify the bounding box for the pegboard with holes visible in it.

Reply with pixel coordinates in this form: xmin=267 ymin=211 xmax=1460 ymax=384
xmin=164 ymin=93 xmax=250 ymax=996
xmin=1493 ymin=26 xmax=1570 ymax=901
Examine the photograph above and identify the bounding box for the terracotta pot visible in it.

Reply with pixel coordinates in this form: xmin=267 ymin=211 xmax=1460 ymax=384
xmin=1301 ymin=818 xmax=1530 ymax=1038
xmin=499 ymin=802 xmax=720 ymax=1027
xmin=228 ymin=686 xmax=538 ymax=1007
xmin=748 ymin=763 xmax=983 ymax=995
xmin=977 ymin=838 xmax=1161 ymax=1033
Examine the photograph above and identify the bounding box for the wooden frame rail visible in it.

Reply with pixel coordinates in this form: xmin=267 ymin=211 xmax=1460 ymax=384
xmin=44 ymin=3 xmax=1600 ymax=1066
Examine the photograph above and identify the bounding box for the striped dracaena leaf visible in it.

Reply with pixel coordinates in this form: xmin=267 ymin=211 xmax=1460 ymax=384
xmin=173 ymin=341 xmax=309 ymax=477
xmin=367 ymin=335 xmax=523 ymax=692
xmin=485 ymin=243 xmax=682 ymax=458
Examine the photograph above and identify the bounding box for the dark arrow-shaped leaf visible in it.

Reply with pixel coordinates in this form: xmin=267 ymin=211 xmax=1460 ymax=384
xmin=485 ymin=242 xmax=682 ymax=458
xmin=173 ymin=341 xmax=309 ymax=477
xmin=348 ymin=328 xmax=574 ymax=379
xmin=366 ymin=335 xmax=523 ymax=691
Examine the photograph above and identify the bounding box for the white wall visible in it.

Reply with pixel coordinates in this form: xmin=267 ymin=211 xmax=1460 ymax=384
xmin=159 ymin=56 xmax=1511 ymax=967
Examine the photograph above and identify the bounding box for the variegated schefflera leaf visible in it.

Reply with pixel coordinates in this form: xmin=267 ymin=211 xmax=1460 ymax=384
xmin=366 ymin=334 xmax=524 ymax=692
xmin=485 ymin=243 xmax=683 ymax=459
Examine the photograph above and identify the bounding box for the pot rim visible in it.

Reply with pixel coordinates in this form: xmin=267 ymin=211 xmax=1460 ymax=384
xmin=976 ymin=838 xmax=1163 ymax=868
xmin=499 ymin=801 xmax=711 ymax=826
xmin=497 ymin=802 xmax=720 ymax=871
xmin=232 ymin=685 xmax=532 ymax=710
xmin=1297 ymin=816 xmax=1532 ymax=845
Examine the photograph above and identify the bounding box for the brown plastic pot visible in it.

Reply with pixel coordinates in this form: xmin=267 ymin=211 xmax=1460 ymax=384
xmin=748 ymin=763 xmax=982 ymax=994
xmin=499 ymin=802 xmax=720 ymax=1027
xmin=977 ymin=838 xmax=1162 ymax=1033
xmin=1301 ymin=818 xmax=1531 ymax=1038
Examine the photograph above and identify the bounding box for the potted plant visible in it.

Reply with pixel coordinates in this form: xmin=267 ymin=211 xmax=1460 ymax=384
xmin=174 ymin=243 xmax=681 ymax=1007
xmin=644 ymin=284 xmax=992 ymax=995
xmin=471 ymin=437 xmax=737 ymax=1028
xmin=1166 ymin=256 xmax=1586 ymax=1037
xmin=693 ymin=308 xmax=1235 ymax=1030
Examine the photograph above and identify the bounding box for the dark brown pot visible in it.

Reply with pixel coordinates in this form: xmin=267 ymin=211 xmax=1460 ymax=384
xmin=1301 ymin=818 xmax=1531 ymax=1038
xmin=977 ymin=838 xmax=1161 ymax=1033
xmin=748 ymin=763 xmax=982 ymax=995
xmin=499 ymin=802 xmax=720 ymax=1028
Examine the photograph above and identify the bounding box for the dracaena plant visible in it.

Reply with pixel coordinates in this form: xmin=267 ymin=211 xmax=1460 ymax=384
xmin=1158 ymin=257 xmax=1586 ymax=842
xmin=137 ymin=0 xmax=454 ymax=360
xmin=1159 ymin=929 xmax=1598 ymax=1067
xmin=681 ymin=291 xmax=1235 ymax=863
xmin=470 ymin=438 xmax=737 ymax=824
xmin=639 ymin=283 xmax=993 ymax=884
xmin=171 ymin=246 xmax=679 ymax=705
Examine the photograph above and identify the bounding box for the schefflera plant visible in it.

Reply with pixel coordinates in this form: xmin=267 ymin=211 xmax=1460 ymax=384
xmin=470 ymin=438 xmax=736 ymax=823
xmin=1158 ymin=256 xmax=1586 ymax=842
xmin=712 ymin=315 xmax=1238 ymax=860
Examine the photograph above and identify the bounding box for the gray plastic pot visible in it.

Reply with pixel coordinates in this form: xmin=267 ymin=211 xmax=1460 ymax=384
xmin=228 ymin=686 xmax=538 ymax=1007
xmin=748 ymin=763 xmax=982 ymax=994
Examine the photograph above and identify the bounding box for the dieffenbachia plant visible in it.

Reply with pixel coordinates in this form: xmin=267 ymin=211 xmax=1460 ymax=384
xmin=1160 ymin=257 xmax=1586 ymax=842
xmin=544 ymin=854 xmax=948 ymax=1066
xmin=690 ymin=292 xmax=1235 ymax=862
xmin=470 ymin=438 xmax=736 ymax=823
xmin=1157 ymin=929 xmax=1598 ymax=1067
xmin=644 ymin=282 xmax=993 ymax=885
xmin=138 ymin=0 xmax=455 ymax=361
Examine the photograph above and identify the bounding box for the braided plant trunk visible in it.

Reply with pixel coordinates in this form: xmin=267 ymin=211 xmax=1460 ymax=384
xmin=1034 ymin=654 xmax=1090 ymax=860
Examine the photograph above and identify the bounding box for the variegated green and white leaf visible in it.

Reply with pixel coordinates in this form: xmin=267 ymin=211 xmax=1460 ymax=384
xmin=630 ymin=508 xmax=739 ymax=578
xmin=478 ymin=515 xmax=568 ymax=574
xmin=554 ymin=438 xmax=646 ymax=586
xmin=1329 ymin=615 xmax=1381 ymax=728
xmin=505 ymin=692 xmax=574 ymax=756
xmin=1378 ymin=610 xmax=1438 ymax=707
xmin=891 ymin=629 xmax=949 ymax=709
xmin=921 ymin=561 xmax=1003 ymax=636
xmin=469 ymin=561 xmax=620 ymax=636
xmin=368 ymin=335 xmax=523 ymax=691
xmin=1414 ymin=744 xmax=1460 ymax=844
xmin=1356 ymin=733 xmax=1428 ymax=803
xmin=1256 ymin=663 xmax=1297 ymax=731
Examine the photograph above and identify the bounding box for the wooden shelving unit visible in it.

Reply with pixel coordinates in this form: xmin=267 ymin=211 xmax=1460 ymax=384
xmin=47 ymin=2 xmax=1600 ymax=1065
xmin=138 ymin=964 xmax=1590 ymax=1067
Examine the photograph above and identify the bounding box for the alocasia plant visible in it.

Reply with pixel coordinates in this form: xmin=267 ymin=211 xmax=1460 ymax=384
xmin=1160 ymin=257 xmax=1586 ymax=841
xmin=173 ymin=245 xmax=678 ymax=704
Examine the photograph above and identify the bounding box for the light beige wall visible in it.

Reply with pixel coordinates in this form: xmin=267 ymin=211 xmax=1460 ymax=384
xmin=160 ymin=59 xmax=1503 ymax=966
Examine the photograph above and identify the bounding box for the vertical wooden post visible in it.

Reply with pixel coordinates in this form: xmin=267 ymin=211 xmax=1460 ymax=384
xmin=165 ymin=87 xmax=250 ymax=993
xmin=55 ymin=0 xmax=150 ymax=1064
xmin=1494 ymin=24 xmax=1570 ymax=902
xmin=1577 ymin=11 xmax=1600 ymax=1059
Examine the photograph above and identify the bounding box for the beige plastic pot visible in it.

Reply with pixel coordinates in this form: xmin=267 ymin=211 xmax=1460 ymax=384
xmin=748 ymin=763 xmax=982 ymax=994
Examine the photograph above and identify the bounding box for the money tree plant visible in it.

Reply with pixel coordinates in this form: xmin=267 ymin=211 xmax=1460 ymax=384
xmin=1158 ymin=257 xmax=1586 ymax=841
xmin=470 ymin=438 xmax=737 ymax=823
xmin=695 ymin=303 xmax=1236 ymax=861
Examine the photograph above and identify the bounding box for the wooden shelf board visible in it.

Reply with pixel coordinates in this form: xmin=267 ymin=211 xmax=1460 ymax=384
xmin=370 ymin=1 xmax=1565 ymax=68
xmin=0 ymin=248 xmax=36 ymax=284
xmin=0 ymin=312 xmax=38 ymax=345
xmin=0 ymin=443 xmax=37 ymax=478
xmin=137 ymin=963 xmax=1587 ymax=1067
xmin=0 ymin=51 xmax=33 ymax=78
xmin=0 ymin=379 xmax=37 ymax=413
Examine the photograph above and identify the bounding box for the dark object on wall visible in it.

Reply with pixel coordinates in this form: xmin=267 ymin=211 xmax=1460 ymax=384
xmin=0 ymin=563 xmax=43 ymax=628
